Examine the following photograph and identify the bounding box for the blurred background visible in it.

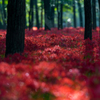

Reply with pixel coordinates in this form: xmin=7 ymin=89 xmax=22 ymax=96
xmin=0 ymin=0 xmax=99 ymax=30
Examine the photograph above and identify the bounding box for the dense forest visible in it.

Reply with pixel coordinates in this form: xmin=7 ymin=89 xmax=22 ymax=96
xmin=0 ymin=0 xmax=99 ymax=29
xmin=0 ymin=0 xmax=100 ymax=100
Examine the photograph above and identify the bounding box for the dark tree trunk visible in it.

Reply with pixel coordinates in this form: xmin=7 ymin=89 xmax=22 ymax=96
xmin=51 ymin=5 xmax=55 ymax=28
xmin=25 ymin=3 xmax=27 ymax=29
xmin=98 ymin=0 xmax=100 ymax=9
xmin=35 ymin=0 xmax=39 ymax=29
xmin=29 ymin=0 xmax=34 ymax=30
xmin=5 ymin=0 xmax=25 ymax=57
xmin=56 ymin=0 xmax=59 ymax=29
xmin=57 ymin=0 xmax=60 ymax=29
xmin=73 ymin=0 xmax=76 ymax=28
xmin=98 ymin=0 xmax=100 ymax=32
xmin=57 ymin=0 xmax=61 ymax=30
xmin=77 ymin=0 xmax=83 ymax=27
xmin=61 ymin=0 xmax=63 ymax=29
xmin=0 ymin=6 xmax=3 ymax=29
xmin=92 ymin=0 xmax=96 ymax=30
xmin=0 ymin=4 xmax=5 ymax=29
xmin=84 ymin=0 xmax=92 ymax=40
xmin=44 ymin=0 xmax=50 ymax=30
xmin=44 ymin=0 xmax=53 ymax=30
xmin=2 ymin=0 xmax=6 ymax=29
xmin=58 ymin=11 xmax=60 ymax=30
xmin=41 ymin=0 xmax=43 ymax=28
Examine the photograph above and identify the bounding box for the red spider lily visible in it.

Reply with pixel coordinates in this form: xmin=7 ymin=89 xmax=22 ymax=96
xmin=0 ymin=28 xmax=100 ymax=100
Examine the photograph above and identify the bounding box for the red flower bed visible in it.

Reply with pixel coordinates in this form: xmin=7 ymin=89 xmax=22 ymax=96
xmin=0 ymin=27 xmax=100 ymax=100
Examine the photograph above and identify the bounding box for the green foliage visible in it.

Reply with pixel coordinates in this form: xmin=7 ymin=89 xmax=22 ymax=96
xmin=0 ymin=54 xmax=5 ymax=58
xmin=63 ymin=3 xmax=72 ymax=11
xmin=31 ymin=90 xmax=55 ymax=100
xmin=0 ymin=0 xmax=8 ymax=5
xmin=0 ymin=0 xmax=85 ymax=28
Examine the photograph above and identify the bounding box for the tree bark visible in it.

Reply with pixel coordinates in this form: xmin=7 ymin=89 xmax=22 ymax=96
xmin=56 ymin=0 xmax=59 ymax=29
xmin=58 ymin=11 xmax=60 ymax=30
xmin=5 ymin=0 xmax=25 ymax=57
xmin=29 ymin=0 xmax=34 ymax=30
xmin=25 ymin=2 xmax=27 ymax=29
xmin=73 ymin=0 xmax=76 ymax=28
xmin=51 ymin=5 xmax=55 ymax=28
xmin=98 ymin=0 xmax=100 ymax=9
xmin=41 ymin=0 xmax=43 ymax=28
xmin=35 ymin=0 xmax=39 ymax=29
xmin=84 ymin=0 xmax=92 ymax=40
xmin=57 ymin=0 xmax=60 ymax=29
xmin=77 ymin=0 xmax=83 ymax=27
xmin=2 ymin=0 xmax=6 ymax=29
xmin=92 ymin=0 xmax=96 ymax=30
xmin=57 ymin=0 xmax=61 ymax=30
xmin=44 ymin=0 xmax=53 ymax=30
xmin=61 ymin=0 xmax=63 ymax=29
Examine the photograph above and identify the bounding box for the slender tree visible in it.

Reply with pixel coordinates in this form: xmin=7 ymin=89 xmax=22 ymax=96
xmin=56 ymin=0 xmax=59 ymax=29
xmin=0 ymin=5 xmax=4 ymax=29
xmin=25 ymin=2 xmax=27 ymax=29
xmin=73 ymin=0 xmax=76 ymax=28
xmin=98 ymin=0 xmax=100 ymax=9
xmin=84 ymin=0 xmax=92 ymax=40
xmin=92 ymin=0 xmax=96 ymax=30
xmin=51 ymin=0 xmax=55 ymax=28
xmin=57 ymin=0 xmax=60 ymax=29
xmin=98 ymin=0 xmax=100 ymax=34
xmin=2 ymin=0 xmax=6 ymax=29
xmin=35 ymin=0 xmax=39 ymax=29
xmin=5 ymin=0 xmax=25 ymax=56
xmin=41 ymin=0 xmax=43 ymax=28
xmin=29 ymin=0 xmax=34 ymax=30
xmin=58 ymin=11 xmax=60 ymax=29
xmin=61 ymin=0 xmax=63 ymax=29
xmin=44 ymin=0 xmax=53 ymax=30
xmin=77 ymin=0 xmax=83 ymax=27
xmin=44 ymin=0 xmax=50 ymax=30
xmin=57 ymin=0 xmax=61 ymax=30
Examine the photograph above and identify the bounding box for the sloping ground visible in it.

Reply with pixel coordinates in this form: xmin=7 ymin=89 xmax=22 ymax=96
xmin=0 ymin=27 xmax=100 ymax=100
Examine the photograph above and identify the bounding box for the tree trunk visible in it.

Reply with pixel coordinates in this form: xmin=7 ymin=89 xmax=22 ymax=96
xmin=84 ymin=0 xmax=92 ymax=40
xmin=0 ymin=4 xmax=5 ymax=29
xmin=35 ymin=0 xmax=39 ymax=29
xmin=29 ymin=0 xmax=34 ymax=30
xmin=73 ymin=0 xmax=76 ymax=28
xmin=61 ymin=0 xmax=63 ymax=29
xmin=98 ymin=0 xmax=100 ymax=9
xmin=41 ymin=0 xmax=43 ymax=28
xmin=98 ymin=0 xmax=100 ymax=33
xmin=5 ymin=0 xmax=25 ymax=57
xmin=2 ymin=0 xmax=6 ymax=29
xmin=57 ymin=0 xmax=59 ymax=29
xmin=77 ymin=0 xmax=83 ymax=27
xmin=51 ymin=5 xmax=55 ymax=28
xmin=58 ymin=11 xmax=60 ymax=30
xmin=92 ymin=0 xmax=96 ymax=30
xmin=56 ymin=0 xmax=59 ymax=29
xmin=25 ymin=3 xmax=27 ymax=29
xmin=57 ymin=0 xmax=61 ymax=30
xmin=44 ymin=0 xmax=53 ymax=30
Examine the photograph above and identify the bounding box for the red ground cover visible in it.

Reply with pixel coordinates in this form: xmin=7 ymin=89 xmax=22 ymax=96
xmin=0 ymin=27 xmax=100 ymax=100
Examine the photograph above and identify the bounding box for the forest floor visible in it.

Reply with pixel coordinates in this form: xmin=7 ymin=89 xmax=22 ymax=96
xmin=0 ymin=27 xmax=100 ymax=100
